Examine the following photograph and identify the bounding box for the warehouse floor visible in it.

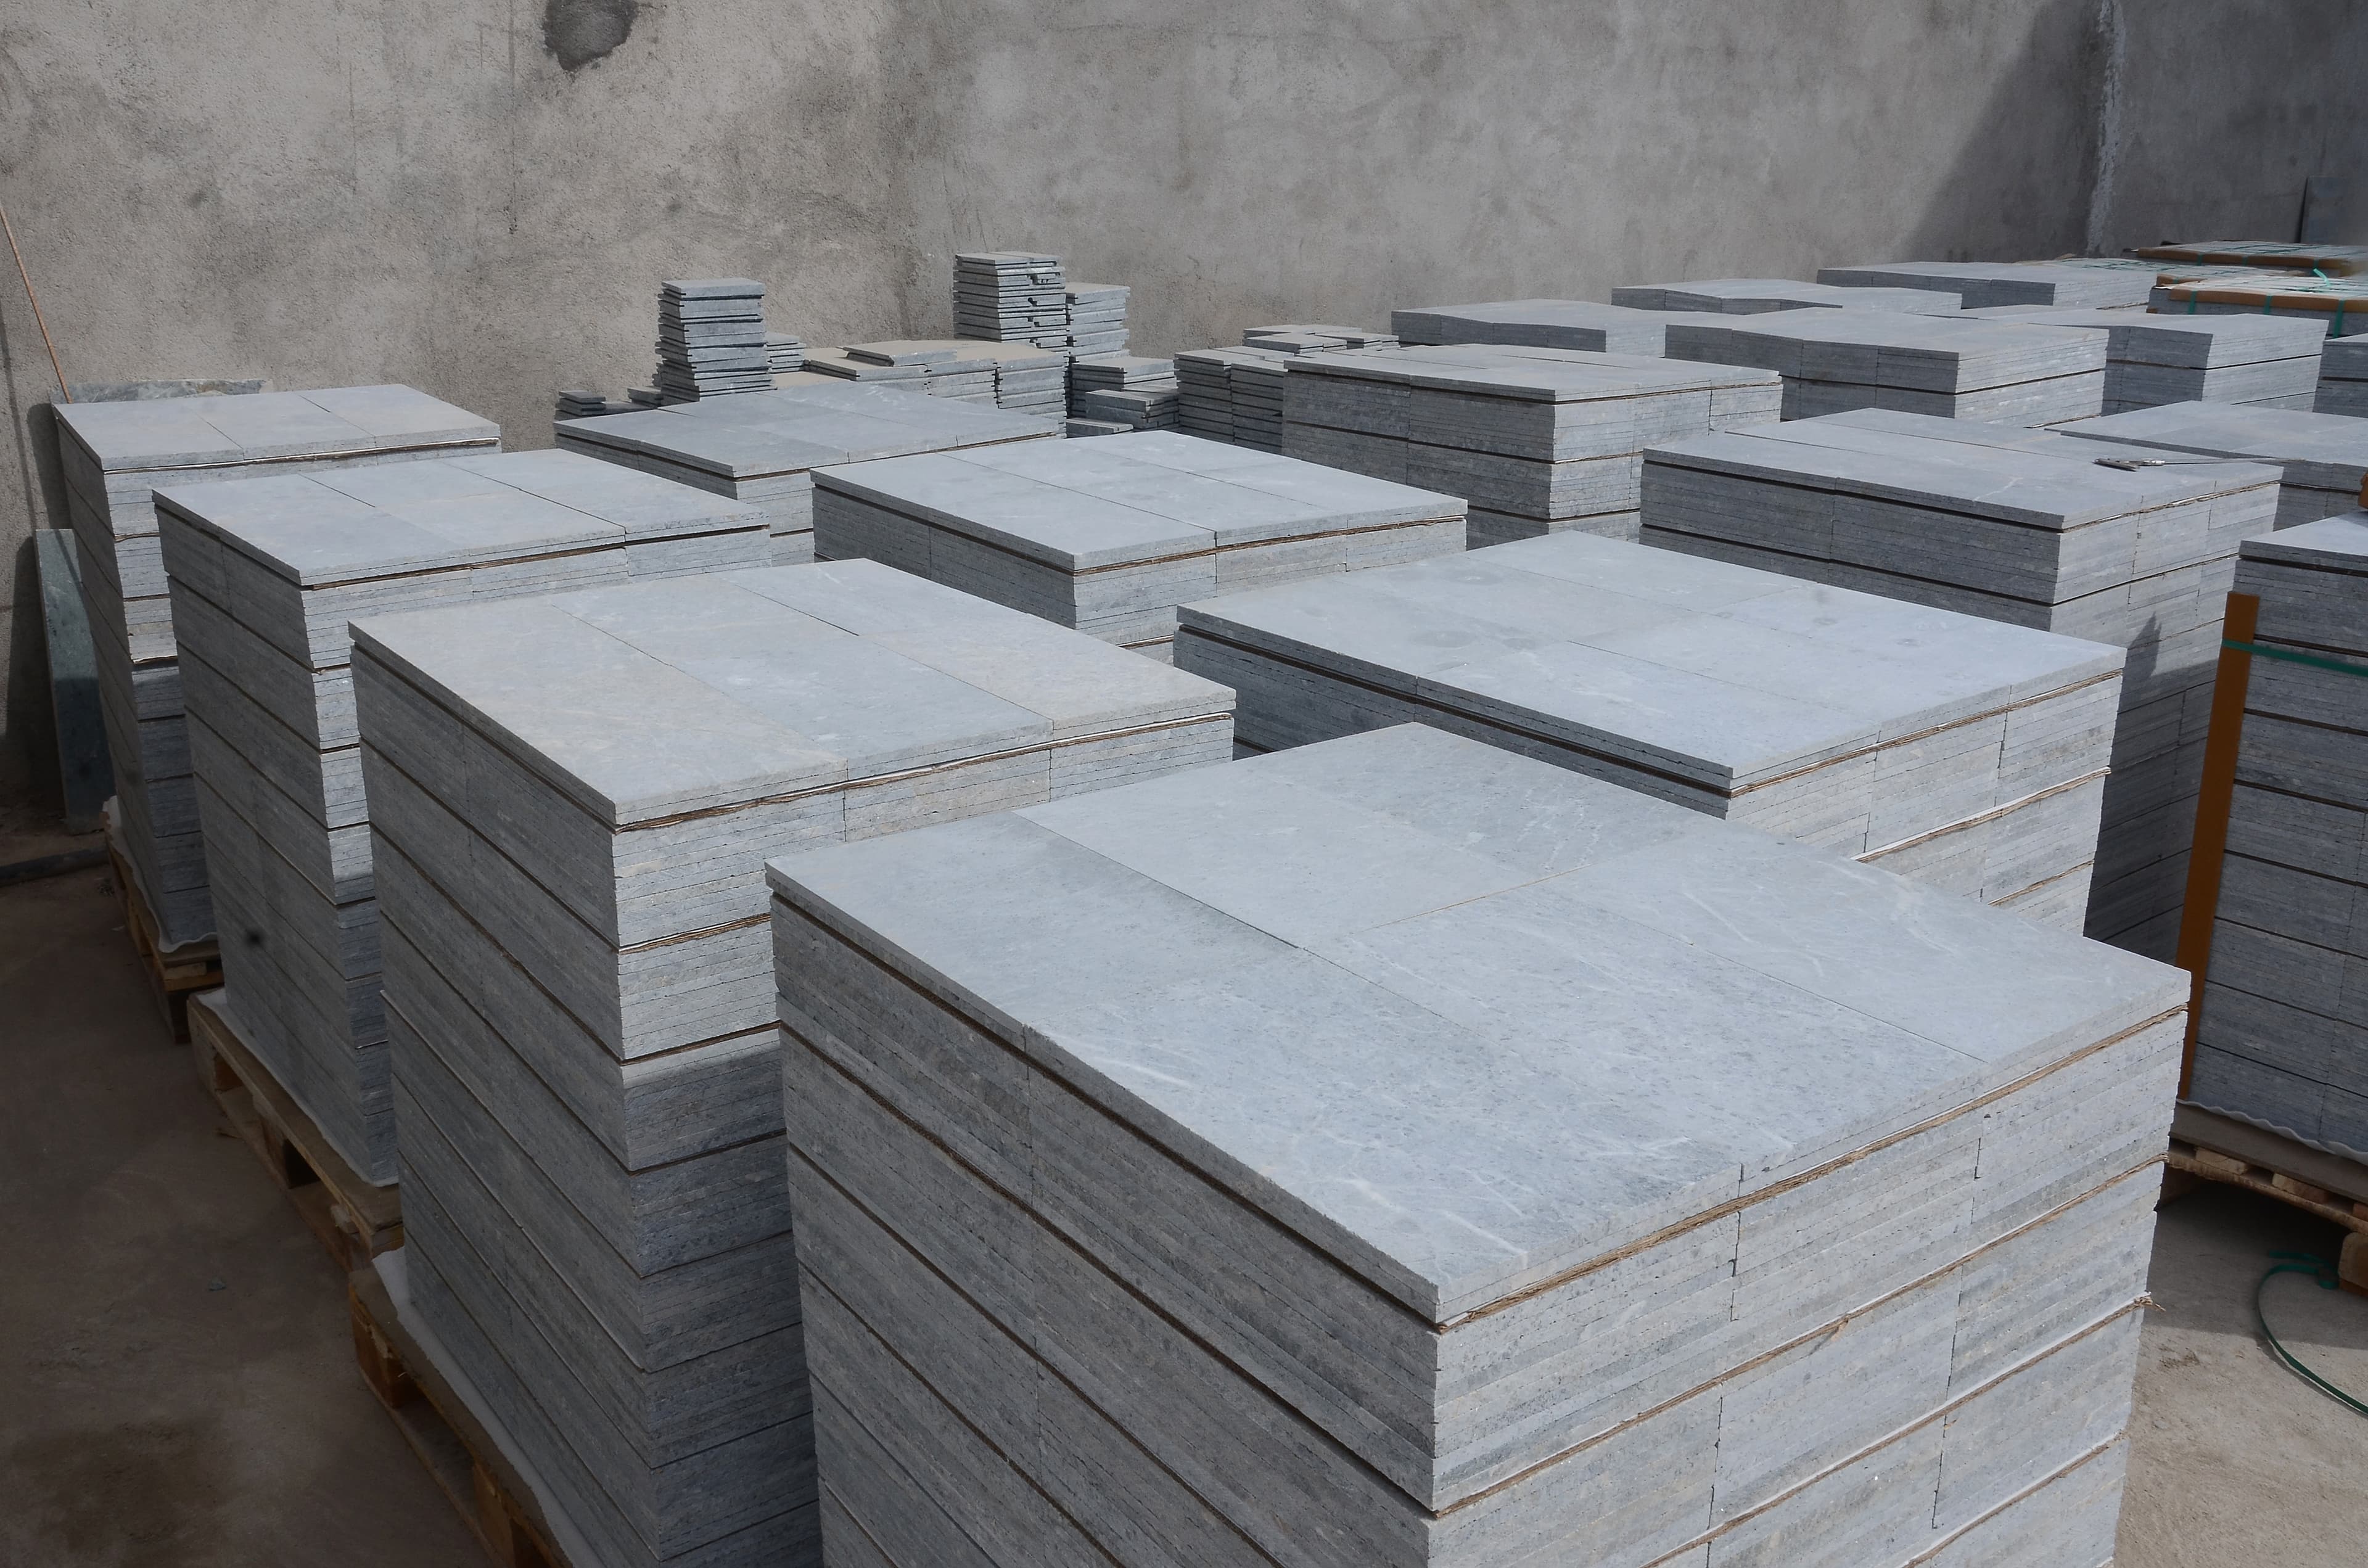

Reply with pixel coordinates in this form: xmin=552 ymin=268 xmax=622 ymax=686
xmin=1 ymin=836 xmax=2362 ymax=1567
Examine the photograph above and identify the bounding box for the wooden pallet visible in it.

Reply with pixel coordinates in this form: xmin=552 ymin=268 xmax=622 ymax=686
xmin=350 ymin=1263 xmax=575 ymax=1568
xmin=2166 ymin=1105 xmax=2368 ymax=1294
xmin=191 ymin=989 xmax=403 ymax=1272
xmin=106 ymin=835 xmax=221 ymax=1042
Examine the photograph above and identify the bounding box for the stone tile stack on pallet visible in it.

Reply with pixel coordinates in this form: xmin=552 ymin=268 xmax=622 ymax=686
xmin=2150 ymin=272 xmax=2368 ymax=337
xmin=1611 ymin=276 xmax=1964 ymax=314
xmin=1663 ymin=311 xmax=2108 ymax=423
xmin=953 ymin=252 xmax=1071 ymax=350
xmin=2055 ymin=403 xmax=2368 ymax=528
xmin=1816 ymin=261 xmax=2155 ymax=310
xmin=1640 ymin=409 xmax=2282 ymax=959
xmin=654 ymin=281 xmax=774 ymax=403
xmin=554 ymin=382 xmax=1059 ymax=565
xmin=958 ymin=339 xmax=1071 ymax=418
xmin=1067 ymin=353 xmax=1179 ymax=430
xmin=813 ymin=430 xmax=1465 ymax=659
xmin=53 ymin=386 xmax=499 ymax=947
xmin=2190 ymin=513 xmax=2368 ymax=1157
xmin=766 ymin=720 xmax=2185 ymax=1568
xmin=1280 ymin=343 xmax=1781 ymax=545
xmin=2135 ymin=240 xmax=2368 ymax=276
xmin=1962 ymin=309 xmax=2326 ymax=412
xmin=2319 ymin=335 xmax=2368 ymax=416
xmin=1175 ymin=532 xmax=2122 ymax=927
xmin=1063 ymin=283 xmax=1130 ymax=356
xmin=352 ymin=562 xmax=1233 ymax=1568
xmin=1391 ymin=298 xmax=1769 ymax=355
xmin=155 ymin=452 xmax=770 ymax=1184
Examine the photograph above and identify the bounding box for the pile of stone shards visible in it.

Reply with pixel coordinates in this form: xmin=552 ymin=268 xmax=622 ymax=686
xmin=2189 ymin=512 xmax=2368 ymax=1159
xmin=768 ymin=720 xmax=2182 ymax=1568
xmin=1640 ymin=408 xmax=2283 ymax=958
xmin=356 ymin=562 xmax=1233 ymax=1568
xmin=2057 ymin=401 xmax=2368 ymax=528
xmin=1176 ymin=532 xmax=2121 ymax=927
xmin=554 ymin=381 xmax=1058 ymax=565
xmin=1278 ymin=342 xmax=1779 ymax=544
xmin=52 ymin=385 xmax=498 ymax=946
xmin=1663 ymin=311 xmax=2108 ymax=423
xmin=155 ymin=451 xmax=768 ymax=1181
xmin=812 ymin=429 xmax=1465 ymax=657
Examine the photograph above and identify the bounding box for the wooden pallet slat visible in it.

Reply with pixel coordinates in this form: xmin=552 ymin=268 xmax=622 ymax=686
xmin=2165 ymin=1107 xmax=2368 ymax=1296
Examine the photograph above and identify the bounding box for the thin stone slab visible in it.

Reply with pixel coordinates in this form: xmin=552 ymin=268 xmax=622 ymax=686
xmin=2055 ymin=401 xmax=2368 ymax=527
xmin=1391 ymin=299 xmax=1793 ymax=356
xmin=1612 ymin=277 xmax=1963 ymax=314
xmin=1817 ymin=261 xmax=2155 ymax=310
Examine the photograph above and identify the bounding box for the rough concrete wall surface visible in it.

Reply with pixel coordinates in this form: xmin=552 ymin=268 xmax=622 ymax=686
xmin=1 ymin=0 xmax=2362 ymax=816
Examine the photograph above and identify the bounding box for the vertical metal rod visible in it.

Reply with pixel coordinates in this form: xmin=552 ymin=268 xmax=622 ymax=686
xmin=0 ymin=199 xmax=70 ymax=401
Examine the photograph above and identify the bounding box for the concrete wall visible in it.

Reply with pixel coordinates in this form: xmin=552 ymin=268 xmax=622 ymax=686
xmin=2 ymin=0 xmax=2362 ymax=819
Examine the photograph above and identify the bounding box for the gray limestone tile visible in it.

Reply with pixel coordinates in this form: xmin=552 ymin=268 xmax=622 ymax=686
xmin=1816 ymin=261 xmax=2155 ymax=310
xmin=2057 ymin=401 xmax=2368 ymax=495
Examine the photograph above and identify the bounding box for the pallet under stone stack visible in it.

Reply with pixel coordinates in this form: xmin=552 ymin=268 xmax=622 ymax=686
xmin=1280 ymin=343 xmax=1781 ymax=544
xmin=351 ymin=562 xmax=1233 ymax=1568
xmin=154 ymin=452 xmax=770 ymax=1183
xmin=1067 ymin=353 xmax=1179 ymax=430
xmin=1640 ymin=408 xmax=2284 ymax=959
xmin=1391 ymin=298 xmax=1772 ymax=355
xmin=953 ymin=253 xmax=1071 ymax=349
xmin=1176 ymin=532 xmax=2120 ymax=927
xmin=654 ymin=281 xmax=773 ymax=403
xmin=2055 ymin=402 xmax=2368 ymax=527
xmin=52 ymin=386 xmax=499 ymax=946
xmin=2319 ymin=335 xmax=2368 ymax=416
xmin=1063 ymin=283 xmax=1129 ymax=356
xmin=2190 ymin=513 xmax=2368 ymax=1157
xmin=1664 ymin=311 xmax=2108 ymax=423
xmin=768 ymin=720 xmax=2184 ymax=1568
xmin=555 ymin=382 xmax=1059 ymax=565
xmin=1611 ymin=277 xmax=1963 ymax=314
xmin=1961 ymin=309 xmax=2326 ymax=413
xmin=1817 ymin=261 xmax=2155 ymax=310
xmin=812 ymin=430 xmax=1465 ymax=659
xmin=2151 ymin=272 xmax=2368 ymax=336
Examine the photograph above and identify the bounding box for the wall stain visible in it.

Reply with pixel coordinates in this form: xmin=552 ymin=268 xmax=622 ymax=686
xmin=543 ymin=0 xmax=639 ymax=72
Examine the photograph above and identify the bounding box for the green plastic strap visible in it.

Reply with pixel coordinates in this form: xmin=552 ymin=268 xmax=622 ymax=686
xmin=2223 ymin=639 xmax=2368 ymax=679
xmin=2257 ymin=1253 xmax=2368 ymax=1419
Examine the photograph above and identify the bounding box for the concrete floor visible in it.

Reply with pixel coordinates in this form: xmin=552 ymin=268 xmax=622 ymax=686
xmin=1 ymin=841 xmax=2362 ymax=1566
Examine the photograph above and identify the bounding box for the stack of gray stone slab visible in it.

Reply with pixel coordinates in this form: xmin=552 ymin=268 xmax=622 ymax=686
xmin=766 ymin=335 xmax=807 ymax=377
xmin=155 ymin=452 xmax=769 ymax=1183
xmin=1965 ymin=308 xmax=2325 ymax=412
xmin=1817 ymin=261 xmax=2155 ymax=310
xmin=1067 ymin=354 xmax=1178 ymax=428
xmin=766 ymin=720 xmax=2182 ymax=1568
xmin=353 ymin=561 xmax=1233 ymax=1568
xmin=2190 ymin=513 xmax=2368 ymax=1158
xmin=953 ymin=253 xmax=1070 ymax=349
xmin=2057 ymin=402 xmax=2368 ymax=527
xmin=655 ymin=281 xmax=773 ymax=402
xmin=1612 ymin=277 xmax=1963 ymax=314
xmin=1172 ymin=349 xmax=1239 ymax=440
xmin=1664 ymin=311 xmax=2108 ymax=423
xmin=813 ymin=430 xmax=1465 ymax=659
xmin=1064 ymin=284 xmax=1129 ymax=356
xmin=1176 ymin=533 xmax=2121 ymax=927
xmin=834 ymin=343 xmax=998 ymax=404
xmin=1391 ymin=298 xmax=1778 ymax=355
xmin=554 ymin=382 xmax=1059 ymax=565
xmin=956 ymin=339 xmax=1069 ymax=417
xmin=1280 ymin=343 xmax=1781 ymax=545
xmin=1244 ymin=323 xmax=1399 ymax=353
xmin=2319 ymin=335 xmax=2368 ymax=416
xmin=1223 ymin=345 xmax=1295 ymax=451
xmin=559 ymin=390 xmax=624 ymax=421
xmin=2148 ymin=272 xmax=2368 ymax=337
xmin=1641 ymin=408 xmax=2284 ymax=958
xmin=52 ymin=385 xmax=499 ymax=946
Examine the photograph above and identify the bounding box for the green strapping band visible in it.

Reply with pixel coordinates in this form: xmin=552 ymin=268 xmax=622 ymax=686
xmin=2224 ymin=638 xmax=2368 ymax=679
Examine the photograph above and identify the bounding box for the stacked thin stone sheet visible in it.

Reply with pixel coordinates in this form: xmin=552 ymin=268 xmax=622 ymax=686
xmin=655 ymin=281 xmax=773 ymax=402
xmin=767 ymin=720 xmax=2183 ymax=1568
xmin=1068 ymin=353 xmax=1179 ymax=429
xmin=1175 ymin=533 xmax=2120 ymax=926
xmin=1641 ymin=409 xmax=2283 ymax=959
xmin=354 ymin=562 xmax=1232 ymax=1568
xmin=1817 ymin=261 xmax=2155 ymax=310
xmin=1963 ymin=308 xmax=2325 ymax=412
xmin=1064 ymin=283 xmax=1129 ymax=356
xmin=1173 ymin=348 xmax=1241 ymax=440
xmin=1243 ymin=322 xmax=1400 ymax=353
xmin=559 ymin=390 xmax=633 ymax=421
xmin=2321 ymin=335 xmax=2368 ymax=417
xmin=953 ymin=253 xmax=1070 ymax=348
xmin=1229 ymin=351 xmax=1291 ymax=451
xmin=2151 ymin=272 xmax=2368 ymax=336
xmin=1664 ymin=311 xmax=2108 ymax=423
xmin=554 ymin=382 xmax=1058 ymax=565
xmin=807 ymin=342 xmax=999 ymax=404
xmin=1391 ymin=298 xmax=1767 ymax=355
xmin=2056 ymin=402 xmax=2368 ymax=528
xmin=767 ymin=334 xmax=807 ymax=377
xmin=812 ymin=430 xmax=1465 ymax=658
xmin=52 ymin=385 xmax=498 ymax=945
xmin=1280 ymin=343 xmax=1781 ymax=545
xmin=2191 ymin=514 xmax=2368 ymax=1157
xmin=154 ymin=452 xmax=768 ymax=1182
xmin=1611 ymin=277 xmax=1963 ymax=314
xmin=2136 ymin=240 xmax=2368 ymax=276
xmin=956 ymin=339 xmax=1069 ymax=417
